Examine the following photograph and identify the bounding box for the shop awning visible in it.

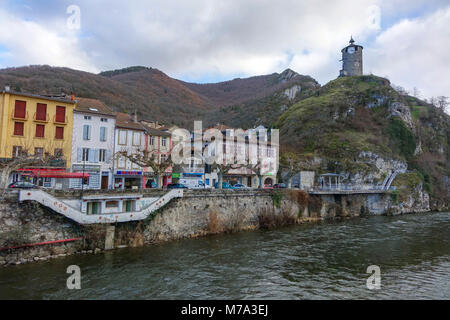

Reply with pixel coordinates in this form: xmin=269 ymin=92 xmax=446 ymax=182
xmin=18 ymin=169 xmax=90 ymax=179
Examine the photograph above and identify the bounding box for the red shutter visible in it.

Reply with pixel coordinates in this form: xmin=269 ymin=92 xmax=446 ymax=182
xmin=55 ymin=127 xmax=64 ymax=139
xmin=55 ymin=106 xmax=66 ymax=122
xmin=14 ymin=122 xmax=24 ymax=136
xmin=14 ymin=100 xmax=26 ymax=118
xmin=36 ymin=103 xmax=47 ymax=121
xmin=35 ymin=124 xmax=45 ymax=138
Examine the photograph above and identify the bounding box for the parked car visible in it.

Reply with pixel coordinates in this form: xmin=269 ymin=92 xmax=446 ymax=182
xmin=214 ymin=182 xmax=235 ymax=189
xmin=273 ymin=183 xmax=287 ymax=189
xmin=179 ymin=178 xmax=210 ymax=189
xmin=167 ymin=183 xmax=188 ymax=189
xmin=8 ymin=181 xmax=36 ymax=189
xmin=233 ymin=183 xmax=249 ymax=189
xmin=263 ymin=184 xmax=274 ymax=189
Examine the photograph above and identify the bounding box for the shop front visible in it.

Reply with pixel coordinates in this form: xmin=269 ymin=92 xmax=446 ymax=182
xmin=114 ymin=170 xmax=142 ymax=190
xmin=70 ymin=164 xmax=101 ymax=189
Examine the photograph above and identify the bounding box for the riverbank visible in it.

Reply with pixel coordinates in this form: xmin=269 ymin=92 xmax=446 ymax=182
xmin=1 ymin=211 xmax=449 ymax=299
xmin=0 ymin=188 xmax=435 ymax=266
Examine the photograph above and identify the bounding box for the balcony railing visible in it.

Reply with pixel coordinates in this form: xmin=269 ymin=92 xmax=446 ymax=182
xmin=11 ymin=111 xmax=29 ymax=120
xmin=53 ymin=115 xmax=68 ymax=124
xmin=33 ymin=112 xmax=49 ymax=122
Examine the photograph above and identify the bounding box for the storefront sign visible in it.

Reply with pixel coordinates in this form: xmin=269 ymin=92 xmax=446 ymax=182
xmin=72 ymin=165 xmax=101 ymax=172
xmin=172 ymin=173 xmax=180 ymax=178
xmin=116 ymin=171 xmax=142 ymax=175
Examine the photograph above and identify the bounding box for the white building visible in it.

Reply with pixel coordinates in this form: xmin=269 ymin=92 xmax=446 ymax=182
xmin=113 ymin=112 xmax=146 ymax=189
xmin=70 ymin=98 xmax=116 ymax=189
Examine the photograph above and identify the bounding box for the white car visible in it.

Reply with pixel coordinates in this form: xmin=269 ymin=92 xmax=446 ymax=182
xmin=179 ymin=178 xmax=211 ymax=189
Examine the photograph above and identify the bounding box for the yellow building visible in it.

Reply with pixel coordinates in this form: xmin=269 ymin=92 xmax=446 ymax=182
xmin=0 ymin=88 xmax=76 ymax=169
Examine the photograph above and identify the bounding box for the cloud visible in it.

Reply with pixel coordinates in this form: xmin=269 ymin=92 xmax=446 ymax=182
xmin=0 ymin=0 xmax=448 ymax=101
xmin=365 ymin=6 xmax=450 ymax=98
xmin=0 ymin=7 xmax=97 ymax=72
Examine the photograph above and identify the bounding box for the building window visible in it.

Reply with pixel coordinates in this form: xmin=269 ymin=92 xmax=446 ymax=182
xmin=36 ymin=103 xmax=47 ymax=121
xmin=34 ymin=147 xmax=44 ymax=157
xmin=55 ymin=106 xmax=66 ymax=123
xmin=105 ymin=201 xmax=119 ymax=208
xmin=55 ymin=126 xmax=64 ymax=139
xmin=54 ymin=149 xmax=63 ymax=158
xmin=35 ymin=124 xmax=45 ymax=138
xmin=161 ymin=137 xmax=167 ymax=147
xmin=83 ymin=125 xmax=91 ymax=140
xmin=99 ymin=149 xmax=106 ymax=162
xmin=118 ymin=130 xmax=127 ymax=145
xmin=82 ymin=148 xmax=89 ymax=162
xmin=100 ymin=118 xmax=108 ymax=122
xmin=14 ymin=100 xmax=26 ymax=118
xmin=100 ymin=127 xmax=107 ymax=142
xmin=13 ymin=122 xmax=24 ymax=136
xmin=150 ymin=136 xmax=155 ymax=146
xmin=84 ymin=115 xmax=92 ymax=120
xmin=12 ymin=146 xmax=22 ymax=157
xmin=132 ymin=132 xmax=141 ymax=146
xmin=161 ymin=154 xmax=167 ymax=163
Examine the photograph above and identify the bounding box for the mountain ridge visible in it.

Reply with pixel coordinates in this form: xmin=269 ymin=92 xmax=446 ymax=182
xmin=0 ymin=65 xmax=317 ymax=127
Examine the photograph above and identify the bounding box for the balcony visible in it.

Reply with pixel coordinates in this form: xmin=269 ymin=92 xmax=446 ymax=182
xmin=53 ymin=115 xmax=68 ymax=125
xmin=11 ymin=111 xmax=29 ymax=121
xmin=33 ymin=112 xmax=49 ymax=123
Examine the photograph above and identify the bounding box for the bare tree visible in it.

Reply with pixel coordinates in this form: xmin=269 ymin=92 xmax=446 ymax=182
xmin=436 ymin=96 xmax=449 ymax=112
xmin=117 ymin=148 xmax=173 ymax=188
xmin=393 ymin=85 xmax=409 ymax=96
xmin=0 ymin=142 xmax=62 ymax=190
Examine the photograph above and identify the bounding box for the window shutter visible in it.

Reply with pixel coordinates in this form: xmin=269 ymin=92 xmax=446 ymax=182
xmin=77 ymin=148 xmax=82 ymax=162
xmin=106 ymin=150 xmax=111 ymax=163
xmin=35 ymin=124 xmax=45 ymax=138
xmin=36 ymin=103 xmax=47 ymax=121
xmin=88 ymin=149 xmax=95 ymax=163
xmin=88 ymin=125 xmax=91 ymax=140
xmin=55 ymin=127 xmax=64 ymax=139
xmin=94 ymin=149 xmax=99 ymax=163
xmin=55 ymin=106 xmax=66 ymax=122
xmin=14 ymin=122 xmax=24 ymax=136
xmin=14 ymin=101 xmax=26 ymax=118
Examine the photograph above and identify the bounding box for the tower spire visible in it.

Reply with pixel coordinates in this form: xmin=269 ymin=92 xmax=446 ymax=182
xmin=349 ymin=36 xmax=355 ymax=44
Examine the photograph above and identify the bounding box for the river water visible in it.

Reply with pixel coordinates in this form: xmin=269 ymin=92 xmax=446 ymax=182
xmin=0 ymin=212 xmax=449 ymax=299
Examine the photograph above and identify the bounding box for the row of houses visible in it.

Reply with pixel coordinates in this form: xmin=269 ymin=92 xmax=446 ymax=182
xmin=0 ymin=87 xmax=279 ymax=190
xmin=0 ymin=88 xmax=172 ymax=190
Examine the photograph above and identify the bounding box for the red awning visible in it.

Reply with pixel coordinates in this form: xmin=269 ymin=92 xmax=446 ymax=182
xmin=18 ymin=169 xmax=90 ymax=179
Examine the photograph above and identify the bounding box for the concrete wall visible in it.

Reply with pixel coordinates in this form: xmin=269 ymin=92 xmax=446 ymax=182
xmin=0 ymin=188 xmax=431 ymax=266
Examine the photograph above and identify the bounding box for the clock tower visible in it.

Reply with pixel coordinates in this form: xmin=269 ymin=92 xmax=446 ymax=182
xmin=339 ymin=36 xmax=363 ymax=77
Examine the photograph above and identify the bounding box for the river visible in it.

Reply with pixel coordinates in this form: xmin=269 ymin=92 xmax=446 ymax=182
xmin=0 ymin=212 xmax=449 ymax=299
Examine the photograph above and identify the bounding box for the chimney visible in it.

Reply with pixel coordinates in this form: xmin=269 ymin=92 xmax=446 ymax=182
xmin=71 ymin=94 xmax=75 ymax=101
xmin=5 ymin=85 xmax=10 ymax=92
xmin=134 ymin=110 xmax=138 ymax=123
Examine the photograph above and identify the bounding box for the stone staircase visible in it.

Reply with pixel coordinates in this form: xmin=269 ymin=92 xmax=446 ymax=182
xmin=19 ymin=189 xmax=184 ymax=224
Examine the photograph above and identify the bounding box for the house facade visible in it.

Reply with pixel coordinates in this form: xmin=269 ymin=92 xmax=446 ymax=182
xmin=141 ymin=124 xmax=173 ymax=188
xmin=0 ymin=88 xmax=76 ymax=187
xmin=70 ymin=98 xmax=116 ymax=189
xmin=114 ymin=113 xmax=146 ymax=189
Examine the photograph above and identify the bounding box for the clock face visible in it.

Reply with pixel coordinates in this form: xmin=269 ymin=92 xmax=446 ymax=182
xmin=348 ymin=47 xmax=355 ymax=54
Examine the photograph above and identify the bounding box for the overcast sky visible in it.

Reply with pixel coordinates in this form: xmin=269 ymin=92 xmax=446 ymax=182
xmin=0 ymin=0 xmax=448 ymax=99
